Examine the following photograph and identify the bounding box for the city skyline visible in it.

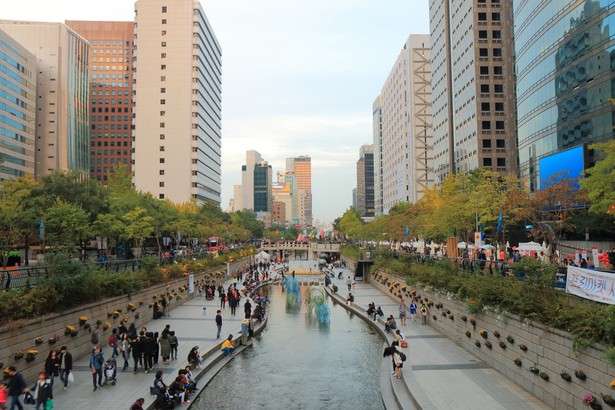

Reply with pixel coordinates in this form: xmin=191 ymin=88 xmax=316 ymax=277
xmin=2 ymin=0 xmax=427 ymax=224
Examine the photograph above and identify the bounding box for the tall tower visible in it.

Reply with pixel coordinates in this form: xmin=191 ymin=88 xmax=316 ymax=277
xmin=0 ymin=20 xmax=90 ymax=180
xmin=253 ymin=160 xmax=272 ymax=212
xmin=286 ymin=156 xmax=312 ymax=226
xmin=0 ymin=29 xmax=36 ymax=180
xmin=133 ymin=0 xmax=222 ymax=204
xmin=375 ymin=34 xmax=432 ymax=214
xmin=65 ymin=21 xmax=135 ymax=184
xmin=239 ymin=150 xmax=262 ymax=210
xmin=356 ymin=144 xmax=375 ymax=218
xmin=429 ymin=0 xmax=518 ymax=183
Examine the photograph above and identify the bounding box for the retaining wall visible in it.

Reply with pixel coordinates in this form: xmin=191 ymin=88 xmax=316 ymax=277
xmin=367 ymin=270 xmax=615 ymax=410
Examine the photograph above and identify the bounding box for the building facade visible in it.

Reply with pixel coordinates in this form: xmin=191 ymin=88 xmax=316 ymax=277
xmin=356 ymin=144 xmax=375 ymax=218
xmin=429 ymin=0 xmax=518 ymax=184
xmin=514 ymin=0 xmax=615 ymax=189
xmin=133 ymin=0 xmax=222 ymax=204
xmin=272 ymin=201 xmax=286 ymax=226
xmin=0 ymin=29 xmax=36 ymax=180
xmin=0 ymin=20 xmax=89 ymax=179
xmin=286 ymin=156 xmax=312 ymax=226
xmin=272 ymin=179 xmax=293 ymax=226
xmin=374 ymin=34 xmax=432 ymax=215
xmin=65 ymin=21 xmax=135 ymax=184
xmin=238 ymin=150 xmax=262 ymax=210
xmin=253 ymin=159 xmax=272 ymax=212
xmin=372 ymin=96 xmax=384 ymax=215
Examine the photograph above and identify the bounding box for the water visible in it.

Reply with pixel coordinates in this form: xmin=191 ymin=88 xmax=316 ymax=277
xmin=193 ymin=283 xmax=385 ymax=410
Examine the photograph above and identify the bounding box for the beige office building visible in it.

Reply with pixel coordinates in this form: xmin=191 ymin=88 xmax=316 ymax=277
xmin=0 ymin=21 xmax=90 ymax=179
xmin=0 ymin=29 xmax=36 ymax=180
xmin=429 ymin=0 xmax=518 ymax=184
xmin=374 ymin=34 xmax=432 ymax=215
xmin=133 ymin=0 xmax=222 ymax=204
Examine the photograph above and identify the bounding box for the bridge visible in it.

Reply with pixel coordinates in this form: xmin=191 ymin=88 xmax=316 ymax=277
xmin=259 ymin=242 xmax=340 ymax=261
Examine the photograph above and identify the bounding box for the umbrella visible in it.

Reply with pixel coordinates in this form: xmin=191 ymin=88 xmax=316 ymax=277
xmin=480 ymin=244 xmax=495 ymax=250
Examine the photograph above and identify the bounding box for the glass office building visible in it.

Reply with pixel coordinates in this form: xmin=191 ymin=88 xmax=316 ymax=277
xmin=514 ymin=0 xmax=615 ymax=189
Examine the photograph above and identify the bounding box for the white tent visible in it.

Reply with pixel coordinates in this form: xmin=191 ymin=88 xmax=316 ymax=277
xmin=256 ymin=250 xmax=271 ymax=262
xmin=412 ymin=241 xmax=425 ymax=248
xmin=517 ymin=241 xmax=545 ymax=252
xmin=457 ymin=242 xmax=473 ymax=249
xmin=480 ymin=244 xmax=495 ymax=250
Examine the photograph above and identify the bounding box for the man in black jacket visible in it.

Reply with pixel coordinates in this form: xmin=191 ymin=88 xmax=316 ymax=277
xmin=142 ymin=332 xmax=155 ymax=374
xmin=7 ymin=366 xmax=29 ymax=410
xmin=58 ymin=346 xmax=73 ymax=391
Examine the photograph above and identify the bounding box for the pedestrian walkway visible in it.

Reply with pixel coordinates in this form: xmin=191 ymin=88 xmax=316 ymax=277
xmin=50 ymin=277 xmax=254 ymax=410
xmin=329 ymin=269 xmax=550 ymax=410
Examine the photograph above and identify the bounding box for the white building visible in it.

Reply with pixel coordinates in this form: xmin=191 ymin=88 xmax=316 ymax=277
xmin=133 ymin=0 xmax=222 ymax=204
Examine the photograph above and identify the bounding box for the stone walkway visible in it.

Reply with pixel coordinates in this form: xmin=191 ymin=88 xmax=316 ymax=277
xmin=329 ymin=270 xmax=550 ymax=410
xmin=50 ymin=277 xmax=250 ymax=410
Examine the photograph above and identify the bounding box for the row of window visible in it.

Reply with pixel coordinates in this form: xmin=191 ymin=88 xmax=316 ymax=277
xmin=91 ymin=124 xmax=130 ymax=130
xmin=92 ymin=49 xmax=132 ymax=55
xmin=90 ymin=158 xmax=129 ymax=165
xmin=92 ymin=107 xmax=131 ymax=113
xmin=90 ymin=116 xmax=130 ymax=121
xmin=91 ymin=99 xmax=131 ymax=104
xmin=91 ymin=141 xmax=130 ymax=147
xmin=91 ymin=40 xmax=131 ymax=46
xmin=478 ymin=12 xmax=501 ymax=21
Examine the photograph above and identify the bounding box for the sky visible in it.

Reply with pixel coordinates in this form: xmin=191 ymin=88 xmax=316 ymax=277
xmin=3 ymin=0 xmax=430 ymax=225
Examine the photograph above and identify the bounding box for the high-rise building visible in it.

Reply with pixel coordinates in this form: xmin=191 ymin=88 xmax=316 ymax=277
xmin=513 ymin=0 xmax=615 ymax=190
xmin=238 ymin=150 xmax=262 ymax=210
xmin=374 ymin=34 xmax=432 ymax=215
xmin=133 ymin=0 xmax=222 ymax=204
xmin=356 ymin=144 xmax=375 ymax=218
xmin=429 ymin=0 xmax=518 ymax=184
xmin=0 ymin=20 xmax=89 ymax=179
xmin=0 ymin=29 xmax=36 ymax=180
xmin=272 ymin=179 xmax=293 ymax=225
xmin=65 ymin=21 xmax=135 ymax=184
xmin=253 ymin=159 xmax=272 ymax=212
xmin=286 ymin=156 xmax=312 ymax=226
xmin=271 ymin=201 xmax=286 ymax=226
xmin=372 ymin=96 xmax=384 ymax=215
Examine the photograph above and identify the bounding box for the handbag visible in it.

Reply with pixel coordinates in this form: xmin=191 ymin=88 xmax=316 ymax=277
xmin=400 ymin=341 xmax=408 ymax=348
xmin=46 ymin=399 xmax=55 ymax=410
xmin=67 ymin=372 xmax=75 ymax=383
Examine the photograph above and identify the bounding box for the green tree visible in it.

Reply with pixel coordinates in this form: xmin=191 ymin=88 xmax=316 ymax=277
xmin=336 ymin=208 xmax=363 ymax=239
xmin=580 ymin=140 xmax=615 ymax=216
xmin=92 ymin=213 xmax=126 ymax=256
xmin=45 ymin=199 xmax=92 ymax=254
xmin=122 ymin=207 xmax=155 ymax=255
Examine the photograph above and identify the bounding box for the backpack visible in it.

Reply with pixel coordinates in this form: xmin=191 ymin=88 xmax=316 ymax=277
xmin=399 ymin=352 xmax=407 ymax=362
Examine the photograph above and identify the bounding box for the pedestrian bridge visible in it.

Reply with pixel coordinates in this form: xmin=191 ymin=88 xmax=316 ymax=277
xmin=259 ymin=242 xmax=340 ymax=261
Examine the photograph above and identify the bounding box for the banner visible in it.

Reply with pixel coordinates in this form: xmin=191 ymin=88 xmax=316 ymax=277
xmin=566 ymin=266 xmax=615 ymax=305
xmin=188 ymin=274 xmax=194 ymax=294
xmin=592 ymin=248 xmax=600 ymax=268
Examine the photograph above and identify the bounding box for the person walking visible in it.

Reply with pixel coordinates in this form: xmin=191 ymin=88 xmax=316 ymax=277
xmin=43 ymin=350 xmax=60 ymax=389
xmin=240 ymin=314 xmax=250 ymax=345
xmin=409 ymin=300 xmax=417 ymax=322
xmin=58 ymin=346 xmax=73 ymax=391
xmin=142 ymin=332 xmax=154 ymax=374
xmin=159 ymin=332 xmax=171 ymax=365
xmin=89 ymin=347 xmax=104 ymax=391
xmin=168 ymin=331 xmax=178 ymax=361
xmin=420 ymin=304 xmax=429 ymax=326
xmin=108 ymin=328 xmax=118 ymax=359
xmin=6 ymin=366 xmax=29 ymax=410
xmin=118 ymin=333 xmax=130 ymax=371
xmin=130 ymin=336 xmax=143 ymax=374
xmin=30 ymin=372 xmax=52 ymax=410
xmin=219 ymin=289 xmax=227 ymax=309
xmin=244 ymin=299 xmax=252 ymax=317
xmin=399 ymin=299 xmax=407 ymax=326
xmin=215 ymin=310 xmax=223 ymax=339
xmin=346 ymin=276 xmax=352 ymax=291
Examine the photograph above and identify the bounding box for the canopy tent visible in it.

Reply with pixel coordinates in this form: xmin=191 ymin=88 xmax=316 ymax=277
xmin=517 ymin=241 xmax=545 ymax=252
xmin=480 ymin=244 xmax=495 ymax=250
xmin=256 ymin=250 xmax=271 ymax=262
xmin=412 ymin=241 xmax=425 ymax=248
xmin=457 ymin=242 xmax=474 ymax=249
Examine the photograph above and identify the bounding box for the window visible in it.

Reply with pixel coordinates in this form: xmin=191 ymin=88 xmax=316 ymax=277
xmin=161 ymin=53 xmax=166 ymax=58
xmin=482 ymin=139 xmax=492 ymax=148
xmin=161 ymin=76 xmax=166 ymax=81
xmin=495 ymin=121 xmax=505 ymax=130
xmin=162 ymin=19 xmax=167 ymax=24
xmin=160 ymin=111 xmax=165 ymax=116
xmin=482 ymin=158 xmax=492 ymax=167
xmin=481 ymin=121 xmax=491 ymax=130
xmin=160 ymin=134 xmax=165 ymax=140
xmin=161 ymin=42 xmax=166 ymax=47
xmin=497 ymin=158 xmax=506 ymax=167
xmin=495 ymin=102 xmax=504 ymax=111
xmin=478 ymin=30 xmax=488 ymax=39
xmin=160 ymin=88 xmax=166 ymax=93
xmin=480 ymin=84 xmax=490 ymax=93
xmin=479 ymin=48 xmax=488 ymax=57
xmin=478 ymin=12 xmax=487 ymax=21
xmin=161 ymin=30 xmax=167 ymax=36
xmin=159 ymin=182 xmax=165 ymax=187
xmin=159 ymin=170 xmax=165 ymax=175
xmin=493 ymin=48 xmax=502 ymax=57
xmin=492 ymin=30 xmax=502 ymax=39
xmin=492 ymin=13 xmax=501 ymax=21
xmin=160 ymin=99 xmax=166 ymax=105
xmin=481 ymin=102 xmax=490 ymax=111
xmin=161 ymin=64 xmax=166 ymax=70
xmin=496 ymin=139 xmax=506 ymax=148
xmin=159 ymin=158 xmax=165 ymax=163
xmin=494 ymin=84 xmax=504 ymax=93
xmin=162 ymin=6 xmax=167 ymax=12
xmin=160 ymin=122 xmax=165 ymax=128
xmin=480 ymin=66 xmax=489 ymax=75
xmin=159 ymin=194 xmax=165 ymax=199
xmin=160 ymin=146 xmax=165 ymax=151
xmin=494 ymin=66 xmax=503 ymax=75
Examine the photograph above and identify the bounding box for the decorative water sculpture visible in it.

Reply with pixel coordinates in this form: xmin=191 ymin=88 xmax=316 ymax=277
xmin=284 ymin=274 xmax=302 ymax=309
xmin=305 ymin=286 xmax=330 ymax=325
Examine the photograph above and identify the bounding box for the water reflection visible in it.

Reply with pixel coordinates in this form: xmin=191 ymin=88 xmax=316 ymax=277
xmin=193 ymin=285 xmax=384 ymax=410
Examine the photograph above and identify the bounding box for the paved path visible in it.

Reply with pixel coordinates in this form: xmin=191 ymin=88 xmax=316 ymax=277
xmin=329 ymin=269 xmax=550 ymax=410
xmin=50 ymin=277 xmax=250 ymax=410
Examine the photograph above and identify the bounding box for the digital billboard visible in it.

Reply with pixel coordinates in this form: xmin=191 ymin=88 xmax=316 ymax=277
xmin=538 ymin=145 xmax=584 ymax=190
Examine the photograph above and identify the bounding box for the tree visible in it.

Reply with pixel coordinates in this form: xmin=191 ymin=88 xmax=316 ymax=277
xmin=45 ymin=199 xmax=92 ymax=255
xmin=336 ymin=208 xmax=363 ymax=239
xmin=92 ymin=213 xmax=126 ymax=256
xmin=122 ymin=207 xmax=155 ymax=255
xmin=580 ymin=140 xmax=615 ymax=217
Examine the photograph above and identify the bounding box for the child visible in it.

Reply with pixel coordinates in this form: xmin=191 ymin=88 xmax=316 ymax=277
xmin=0 ymin=381 xmax=7 ymax=410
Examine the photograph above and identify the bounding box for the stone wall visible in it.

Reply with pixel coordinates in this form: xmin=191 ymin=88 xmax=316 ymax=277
xmin=0 ymin=259 xmax=247 ymax=383
xmin=367 ymin=270 xmax=615 ymax=410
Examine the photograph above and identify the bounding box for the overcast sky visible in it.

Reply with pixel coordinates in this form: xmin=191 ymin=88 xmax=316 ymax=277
xmin=3 ymin=0 xmax=430 ymax=225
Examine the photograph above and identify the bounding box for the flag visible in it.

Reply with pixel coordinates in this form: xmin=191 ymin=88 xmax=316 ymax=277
xmin=39 ymin=218 xmax=45 ymax=240
xmin=497 ymin=213 xmax=503 ymax=234
xmin=404 ymin=226 xmax=409 ymax=236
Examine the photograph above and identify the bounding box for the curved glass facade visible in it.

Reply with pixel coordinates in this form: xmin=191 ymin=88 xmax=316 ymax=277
xmin=514 ymin=0 xmax=615 ymax=189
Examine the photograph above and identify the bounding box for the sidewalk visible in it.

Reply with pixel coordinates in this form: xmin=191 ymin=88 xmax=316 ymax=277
xmin=51 ymin=277 xmax=250 ymax=410
xmin=330 ymin=271 xmax=550 ymax=410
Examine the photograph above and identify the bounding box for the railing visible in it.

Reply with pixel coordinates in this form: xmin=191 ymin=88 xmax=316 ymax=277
xmin=0 ymin=251 xmax=216 ymax=290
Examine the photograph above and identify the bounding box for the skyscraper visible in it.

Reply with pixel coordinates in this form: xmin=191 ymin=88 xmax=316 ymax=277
xmin=65 ymin=21 xmax=135 ymax=184
xmin=253 ymin=159 xmax=272 ymax=212
xmin=356 ymin=144 xmax=375 ymax=218
xmin=429 ymin=0 xmax=518 ymax=184
xmin=513 ymin=0 xmax=615 ymax=190
xmin=374 ymin=34 xmax=432 ymax=215
xmin=0 ymin=20 xmax=90 ymax=179
xmin=0 ymin=29 xmax=36 ymax=180
xmin=286 ymin=156 xmax=312 ymax=226
xmin=133 ymin=0 xmax=222 ymax=204
xmin=238 ymin=150 xmax=262 ymax=210
xmin=372 ymin=96 xmax=384 ymax=215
